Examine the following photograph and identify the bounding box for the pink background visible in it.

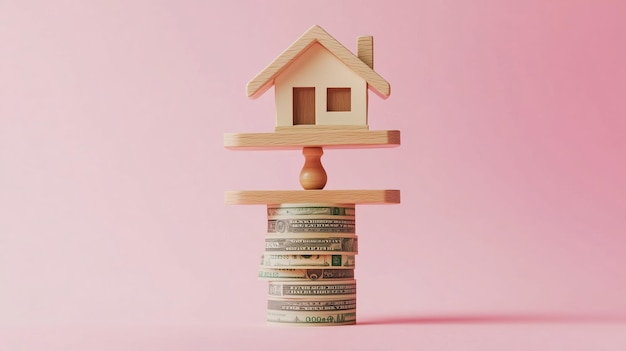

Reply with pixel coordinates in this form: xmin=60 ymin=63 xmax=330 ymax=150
xmin=1 ymin=0 xmax=625 ymax=349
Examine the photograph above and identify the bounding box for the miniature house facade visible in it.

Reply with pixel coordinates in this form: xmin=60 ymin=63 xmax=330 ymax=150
xmin=246 ymin=25 xmax=390 ymax=131
xmin=275 ymin=43 xmax=367 ymax=129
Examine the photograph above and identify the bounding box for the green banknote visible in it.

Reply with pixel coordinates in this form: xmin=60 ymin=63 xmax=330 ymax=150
xmin=258 ymin=268 xmax=355 ymax=280
xmin=264 ymin=236 xmax=358 ymax=253
xmin=268 ymin=218 xmax=355 ymax=233
xmin=261 ymin=254 xmax=355 ymax=268
xmin=267 ymin=310 xmax=357 ymax=325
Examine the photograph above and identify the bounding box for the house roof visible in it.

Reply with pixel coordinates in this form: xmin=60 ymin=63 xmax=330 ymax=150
xmin=246 ymin=25 xmax=391 ymax=99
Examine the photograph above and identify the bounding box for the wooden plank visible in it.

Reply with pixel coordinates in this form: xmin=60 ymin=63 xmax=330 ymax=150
xmin=224 ymin=130 xmax=400 ymax=149
xmin=224 ymin=189 xmax=400 ymax=205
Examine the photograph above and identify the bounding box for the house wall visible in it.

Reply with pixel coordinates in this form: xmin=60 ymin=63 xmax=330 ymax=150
xmin=274 ymin=43 xmax=367 ymax=128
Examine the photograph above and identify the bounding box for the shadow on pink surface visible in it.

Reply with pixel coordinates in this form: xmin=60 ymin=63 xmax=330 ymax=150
xmin=358 ymin=313 xmax=626 ymax=325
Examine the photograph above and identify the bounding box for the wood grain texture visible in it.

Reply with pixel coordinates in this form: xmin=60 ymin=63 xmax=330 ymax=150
xmin=224 ymin=130 xmax=400 ymax=149
xmin=274 ymin=125 xmax=368 ymax=132
xmin=292 ymin=87 xmax=315 ymax=125
xmin=299 ymin=147 xmax=327 ymax=190
xmin=224 ymin=189 xmax=400 ymax=205
xmin=247 ymin=25 xmax=390 ymax=99
xmin=326 ymin=88 xmax=351 ymax=111
xmin=357 ymin=36 xmax=374 ymax=69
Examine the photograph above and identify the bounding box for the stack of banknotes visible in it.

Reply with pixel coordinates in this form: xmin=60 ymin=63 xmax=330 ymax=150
xmin=259 ymin=203 xmax=358 ymax=325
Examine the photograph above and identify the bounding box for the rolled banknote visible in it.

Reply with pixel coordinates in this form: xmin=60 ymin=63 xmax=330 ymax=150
xmin=266 ymin=309 xmax=356 ymax=325
xmin=258 ymin=268 xmax=355 ymax=280
xmin=268 ymin=218 xmax=355 ymax=234
xmin=268 ymin=204 xmax=355 ymax=217
xmin=261 ymin=254 xmax=355 ymax=268
xmin=268 ymin=280 xmax=357 ymax=297
xmin=264 ymin=236 xmax=358 ymax=254
xmin=267 ymin=297 xmax=357 ymax=312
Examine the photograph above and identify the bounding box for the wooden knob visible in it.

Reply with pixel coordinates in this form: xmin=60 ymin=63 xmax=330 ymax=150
xmin=300 ymin=147 xmax=327 ymax=190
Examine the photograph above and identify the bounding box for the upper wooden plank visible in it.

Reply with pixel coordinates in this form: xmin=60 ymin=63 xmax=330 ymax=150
xmin=224 ymin=130 xmax=400 ymax=149
xmin=246 ymin=25 xmax=390 ymax=99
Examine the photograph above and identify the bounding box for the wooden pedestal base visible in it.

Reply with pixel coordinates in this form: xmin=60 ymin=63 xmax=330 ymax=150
xmin=300 ymin=147 xmax=327 ymax=190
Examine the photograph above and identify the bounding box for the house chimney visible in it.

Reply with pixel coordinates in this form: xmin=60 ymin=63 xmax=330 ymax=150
xmin=357 ymin=36 xmax=374 ymax=69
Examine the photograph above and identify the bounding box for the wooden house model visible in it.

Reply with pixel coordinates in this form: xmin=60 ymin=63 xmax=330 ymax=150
xmin=246 ymin=25 xmax=391 ymax=132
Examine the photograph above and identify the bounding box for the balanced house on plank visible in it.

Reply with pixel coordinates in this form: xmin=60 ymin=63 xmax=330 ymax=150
xmin=224 ymin=25 xmax=400 ymax=193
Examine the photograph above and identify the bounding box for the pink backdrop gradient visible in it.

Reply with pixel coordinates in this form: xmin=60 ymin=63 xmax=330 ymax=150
xmin=1 ymin=0 xmax=625 ymax=349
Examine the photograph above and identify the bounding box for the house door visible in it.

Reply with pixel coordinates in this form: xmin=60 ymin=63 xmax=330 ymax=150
xmin=293 ymin=87 xmax=315 ymax=125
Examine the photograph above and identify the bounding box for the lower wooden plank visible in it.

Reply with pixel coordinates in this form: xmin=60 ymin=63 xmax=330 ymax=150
xmin=224 ymin=190 xmax=400 ymax=205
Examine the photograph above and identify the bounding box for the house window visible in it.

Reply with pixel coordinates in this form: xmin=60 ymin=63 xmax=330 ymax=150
xmin=327 ymin=88 xmax=351 ymax=111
